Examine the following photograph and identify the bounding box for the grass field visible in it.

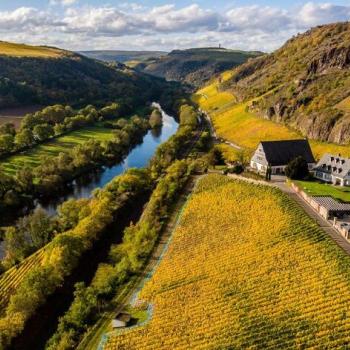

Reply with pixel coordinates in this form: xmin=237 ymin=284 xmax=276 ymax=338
xmin=1 ymin=125 xmax=116 ymax=175
xmin=106 ymin=175 xmax=350 ymax=349
xmin=0 ymin=42 xmax=63 ymax=58
xmin=193 ymin=74 xmax=350 ymax=161
xmin=294 ymin=180 xmax=350 ymax=202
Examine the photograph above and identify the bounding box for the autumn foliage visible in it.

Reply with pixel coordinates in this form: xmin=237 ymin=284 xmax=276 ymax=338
xmin=106 ymin=175 xmax=350 ymax=349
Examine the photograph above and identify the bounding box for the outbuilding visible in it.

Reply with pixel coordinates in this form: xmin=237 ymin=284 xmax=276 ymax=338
xmin=111 ymin=312 xmax=131 ymax=329
xmin=309 ymin=196 xmax=350 ymax=220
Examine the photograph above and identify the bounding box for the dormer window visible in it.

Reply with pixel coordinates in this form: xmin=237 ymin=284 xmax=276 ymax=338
xmin=322 ymin=163 xmax=326 ymax=168
xmin=338 ymin=168 xmax=342 ymax=174
xmin=331 ymin=157 xmax=334 ymax=161
xmin=328 ymin=165 xmax=332 ymax=171
xmin=336 ymin=158 xmax=340 ymax=163
xmin=342 ymin=160 xmax=345 ymax=164
xmin=333 ymin=167 xmax=337 ymax=171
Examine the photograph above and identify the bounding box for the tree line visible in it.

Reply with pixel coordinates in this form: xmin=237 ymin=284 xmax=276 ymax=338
xmin=0 ymin=116 xmax=149 ymax=270
xmin=0 ymin=114 xmax=149 ymax=215
xmin=0 ymin=101 xmax=202 ymax=349
xmin=0 ymin=103 xmax=126 ymax=158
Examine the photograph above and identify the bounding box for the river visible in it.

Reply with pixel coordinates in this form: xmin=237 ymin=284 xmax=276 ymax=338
xmin=7 ymin=105 xmax=179 ymax=350
xmin=36 ymin=103 xmax=178 ymax=214
xmin=0 ymin=104 xmax=178 ymax=259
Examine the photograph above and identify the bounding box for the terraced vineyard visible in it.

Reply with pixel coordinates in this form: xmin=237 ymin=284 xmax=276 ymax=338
xmin=193 ymin=73 xmax=350 ymax=160
xmin=105 ymin=175 xmax=350 ymax=349
xmin=0 ymin=248 xmax=47 ymax=311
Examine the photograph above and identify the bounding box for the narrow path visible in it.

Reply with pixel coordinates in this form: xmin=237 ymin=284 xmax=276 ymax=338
xmin=86 ymin=176 xmax=200 ymax=350
xmin=276 ymin=181 xmax=350 ymax=255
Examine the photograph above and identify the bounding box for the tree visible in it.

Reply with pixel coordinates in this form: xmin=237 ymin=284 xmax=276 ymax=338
xmin=16 ymin=167 xmax=34 ymax=193
xmin=57 ymin=198 xmax=91 ymax=231
xmin=4 ymin=227 xmax=29 ymax=264
xmin=149 ymin=109 xmax=163 ymax=128
xmin=0 ymin=123 xmax=15 ymax=136
xmin=208 ymin=147 xmax=225 ymax=167
xmin=15 ymin=129 xmax=34 ymax=148
xmin=33 ymin=124 xmax=54 ymax=141
xmin=179 ymin=104 xmax=198 ymax=127
xmin=54 ymin=123 xmax=65 ymax=136
xmin=285 ymin=156 xmax=309 ymax=180
xmin=27 ymin=208 xmax=54 ymax=248
xmin=0 ymin=134 xmax=14 ymax=154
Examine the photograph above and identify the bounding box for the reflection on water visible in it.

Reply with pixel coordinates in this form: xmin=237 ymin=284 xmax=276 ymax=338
xmin=36 ymin=104 xmax=178 ymax=215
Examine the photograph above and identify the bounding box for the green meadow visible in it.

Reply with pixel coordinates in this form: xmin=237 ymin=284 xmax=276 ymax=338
xmin=1 ymin=125 xmax=115 ymax=175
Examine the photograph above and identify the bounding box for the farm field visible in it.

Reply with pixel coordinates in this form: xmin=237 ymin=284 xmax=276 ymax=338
xmin=105 ymin=174 xmax=350 ymax=349
xmin=0 ymin=42 xmax=63 ymax=58
xmin=294 ymin=180 xmax=350 ymax=202
xmin=193 ymin=74 xmax=350 ymax=160
xmin=1 ymin=125 xmax=116 ymax=175
xmin=0 ymin=105 xmax=42 ymax=129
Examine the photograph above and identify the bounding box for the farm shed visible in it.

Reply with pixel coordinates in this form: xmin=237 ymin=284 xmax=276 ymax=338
xmin=309 ymin=196 xmax=350 ymax=220
xmin=111 ymin=312 xmax=131 ymax=329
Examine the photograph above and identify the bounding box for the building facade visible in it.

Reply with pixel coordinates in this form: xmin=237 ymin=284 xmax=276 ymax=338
xmin=250 ymin=139 xmax=315 ymax=175
xmin=314 ymin=154 xmax=350 ymax=186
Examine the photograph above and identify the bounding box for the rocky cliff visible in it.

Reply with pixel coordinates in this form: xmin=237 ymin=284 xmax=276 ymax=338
xmin=222 ymin=22 xmax=350 ymax=144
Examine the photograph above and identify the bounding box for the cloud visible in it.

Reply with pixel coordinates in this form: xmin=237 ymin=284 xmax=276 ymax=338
xmin=0 ymin=2 xmax=349 ymax=51
xmin=50 ymin=0 xmax=78 ymax=6
xmin=298 ymin=2 xmax=350 ymax=26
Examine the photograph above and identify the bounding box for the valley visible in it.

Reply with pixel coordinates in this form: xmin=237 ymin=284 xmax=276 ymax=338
xmin=2 ymin=18 xmax=350 ymax=350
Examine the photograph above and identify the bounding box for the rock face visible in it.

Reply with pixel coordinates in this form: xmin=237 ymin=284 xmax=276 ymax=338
xmin=308 ymin=46 xmax=350 ymax=75
xmin=222 ymin=22 xmax=350 ymax=144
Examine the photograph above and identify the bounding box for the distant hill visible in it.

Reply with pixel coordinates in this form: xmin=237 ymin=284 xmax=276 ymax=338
xmin=0 ymin=41 xmax=64 ymax=58
xmin=0 ymin=41 xmax=167 ymax=110
xmin=221 ymin=22 xmax=350 ymax=144
xmin=137 ymin=48 xmax=263 ymax=88
xmin=79 ymin=50 xmax=167 ymax=66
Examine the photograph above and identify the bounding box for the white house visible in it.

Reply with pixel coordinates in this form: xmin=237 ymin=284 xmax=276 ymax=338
xmin=314 ymin=154 xmax=350 ymax=186
xmin=250 ymin=139 xmax=315 ymax=175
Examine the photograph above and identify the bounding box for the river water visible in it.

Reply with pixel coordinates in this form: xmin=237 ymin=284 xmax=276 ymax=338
xmin=36 ymin=104 xmax=178 ymax=214
xmin=0 ymin=104 xmax=178 ymax=259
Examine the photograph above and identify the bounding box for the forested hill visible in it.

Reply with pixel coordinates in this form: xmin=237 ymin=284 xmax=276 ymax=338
xmin=136 ymin=48 xmax=262 ymax=88
xmin=0 ymin=41 xmax=168 ymax=109
xmin=79 ymin=50 xmax=167 ymax=64
xmin=221 ymin=22 xmax=350 ymax=144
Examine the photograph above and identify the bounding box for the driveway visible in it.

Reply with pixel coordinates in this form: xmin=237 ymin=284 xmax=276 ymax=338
xmin=276 ymin=181 xmax=350 ymax=256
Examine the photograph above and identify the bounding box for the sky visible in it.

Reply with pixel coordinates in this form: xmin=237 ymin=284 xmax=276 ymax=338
xmin=0 ymin=0 xmax=349 ymax=52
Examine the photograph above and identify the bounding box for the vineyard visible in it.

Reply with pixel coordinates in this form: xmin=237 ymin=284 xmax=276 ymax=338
xmin=105 ymin=174 xmax=350 ymax=349
xmin=0 ymin=248 xmax=47 ymax=312
xmin=193 ymin=73 xmax=350 ymax=160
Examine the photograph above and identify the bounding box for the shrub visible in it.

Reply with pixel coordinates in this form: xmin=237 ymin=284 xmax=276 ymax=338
xmin=285 ymin=156 xmax=309 ymax=179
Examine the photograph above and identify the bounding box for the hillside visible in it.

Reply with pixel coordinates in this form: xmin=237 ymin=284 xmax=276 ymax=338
xmin=0 ymin=41 xmax=64 ymax=58
xmin=138 ymin=48 xmax=262 ymax=88
xmin=221 ymin=22 xmax=350 ymax=144
xmin=106 ymin=175 xmax=350 ymax=349
xmin=0 ymin=41 xmax=167 ymax=109
xmin=79 ymin=50 xmax=167 ymax=65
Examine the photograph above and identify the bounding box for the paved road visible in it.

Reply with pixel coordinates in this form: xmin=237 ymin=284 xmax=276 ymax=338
xmin=275 ymin=181 xmax=350 ymax=256
xmin=228 ymin=173 xmax=350 ymax=256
